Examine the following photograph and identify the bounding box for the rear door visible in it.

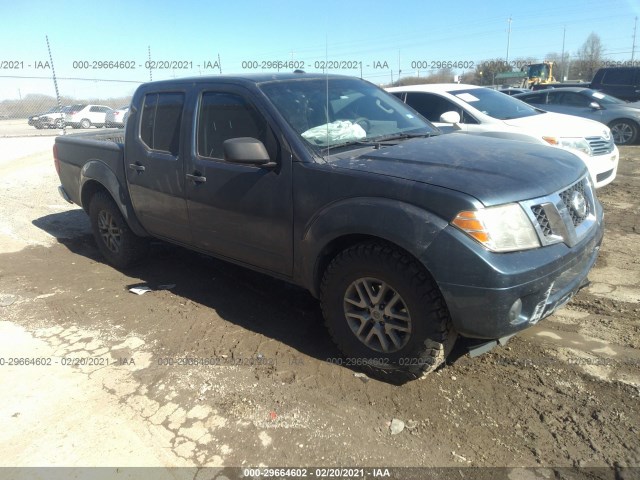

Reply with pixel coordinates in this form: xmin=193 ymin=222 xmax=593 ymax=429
xmin=89 ymin=106 xmax=110 ymax=125
xmin=184 ymin=85 xmax=293 ymax=275
xmin=125 ymin=90 xmax=192 ymax=244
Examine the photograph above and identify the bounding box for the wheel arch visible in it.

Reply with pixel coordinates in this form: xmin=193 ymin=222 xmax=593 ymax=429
xmin=80 ymin=161 xmax=148 ymax=237
xmin=608 ymin=117 xmax=639 ymax=144
xmin=608 ymin=117 xmax=639 ymax=127
xmin=299 ymin=197 xmax=449 ymax=297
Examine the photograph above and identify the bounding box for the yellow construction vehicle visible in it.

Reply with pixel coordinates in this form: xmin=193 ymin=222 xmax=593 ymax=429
xmin=522 ymin=62 xmax=556 ymax=86
xmin=495 ymin=61 xmax=557 ymax=88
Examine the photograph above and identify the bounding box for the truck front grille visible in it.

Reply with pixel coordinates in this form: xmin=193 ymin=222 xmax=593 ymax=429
xmin=531 ymin=205 xmax=552 ymax=237
xmin=558 ymin=180 xmax=591 ymax=226
xmin=522 ymin=176 xmax=597 ymax=248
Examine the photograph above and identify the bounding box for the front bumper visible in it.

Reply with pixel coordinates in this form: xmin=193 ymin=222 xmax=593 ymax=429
xmin=573 ymin=145 xmax=619 ymax=189
xmin=423 ymin=205 xmax=604 ymax=339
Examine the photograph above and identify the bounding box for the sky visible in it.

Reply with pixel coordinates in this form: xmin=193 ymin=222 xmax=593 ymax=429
xmin=0 ymin=0 xmax=639 ymax=100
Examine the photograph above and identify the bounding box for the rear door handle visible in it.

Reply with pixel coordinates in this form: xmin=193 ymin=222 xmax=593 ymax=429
xmin=128 ymin=163 xmax=145 ymax=173
xmin=186 ymin=173 xmax=207 ymax=184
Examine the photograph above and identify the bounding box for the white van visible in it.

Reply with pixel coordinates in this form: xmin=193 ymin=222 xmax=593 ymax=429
xmin=387 ymin=84 xmax=619 ymax=188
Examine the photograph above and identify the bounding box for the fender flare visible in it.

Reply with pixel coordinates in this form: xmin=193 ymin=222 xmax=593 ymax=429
xmin=297 ymin=197 xmax=448 ymax=296
xmin=80 ymin=160 xmax=148 ymax=237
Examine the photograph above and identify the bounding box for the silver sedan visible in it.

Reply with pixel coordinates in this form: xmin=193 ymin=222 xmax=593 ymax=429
xmin=515 ymin=87 xmax=640 ymax=145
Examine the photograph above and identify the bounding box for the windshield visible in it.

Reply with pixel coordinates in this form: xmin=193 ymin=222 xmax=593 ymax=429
xmin=449 ymin=87 xmax=541 ymax=120
xmin=259 ymin=77 xmax=437 ymax=150
xmin=527 ymin=64 xmax=549 ymax=80
xmin=587 ymin=89 xmax=624 ymax=105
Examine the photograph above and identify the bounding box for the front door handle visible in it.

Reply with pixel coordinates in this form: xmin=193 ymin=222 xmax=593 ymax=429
xmin=128 ymin=163 xmax=145 ymax=173
xmin=186 ymin=173 xmax=207 ymax=184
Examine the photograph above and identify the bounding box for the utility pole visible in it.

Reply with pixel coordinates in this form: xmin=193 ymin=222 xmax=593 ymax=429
xmin=561 ymin=26 xmax=566 ymax=81
xmin=632 ymin=16 xmax=638 ymax=62
xmin=147 ymin=46 xmax=152 ymax=82
xmin=398 ymin=50 xmax=401 ymax=80
xmin=506 ymin=16 xmax=512 ymax=64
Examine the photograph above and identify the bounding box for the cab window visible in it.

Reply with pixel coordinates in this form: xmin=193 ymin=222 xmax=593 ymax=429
xmin=140 ymin=92 xmax=185 ymax=156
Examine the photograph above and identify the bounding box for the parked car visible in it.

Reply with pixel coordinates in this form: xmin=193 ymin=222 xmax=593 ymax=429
xmin=54 ymin=73 xmax=603 ymax=383
xmin=65 ymin=104 xmax=112 ymax=129
xmin=105 ymin=106 xmax=129 ymax=128
xmin=590 ymin=67 xmax=640 ymax=102
xmin=514 ymin=87 xmax=640 ymax=145
xmin=37 ymin=106 xmax=72 ymax=129
xmin=388 ymin=84 xmax=618 ymax=188
xmin=28 ymin=106 xmax=64 ymax=129
xmin=530 ymin=82 xmax=590 ymax=91
xmin=499 ymin=88 xmax=529 ymax=96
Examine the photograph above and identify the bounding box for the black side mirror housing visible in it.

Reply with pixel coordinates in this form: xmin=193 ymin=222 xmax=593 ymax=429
xmin=223 ymin=138 xmax=274 ymax=167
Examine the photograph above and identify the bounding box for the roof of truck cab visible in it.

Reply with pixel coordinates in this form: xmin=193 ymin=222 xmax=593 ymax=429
xmin=138 ymin=72 xmax=355 ymax=88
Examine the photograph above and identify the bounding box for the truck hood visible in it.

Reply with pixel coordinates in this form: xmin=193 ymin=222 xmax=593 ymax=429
xmin=502 ymin=111 xmax=610 ymax=137
xmin=330 ymin=134 xmax=586 ymax=206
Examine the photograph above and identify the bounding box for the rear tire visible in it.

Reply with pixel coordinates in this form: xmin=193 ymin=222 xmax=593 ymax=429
xmin=89 ymin=191 xmax=148 ymax=269
xmin=80 ymin=118 xmax=91 ymax=129
xmin=320 ymin=242 xmax=456 ymax=384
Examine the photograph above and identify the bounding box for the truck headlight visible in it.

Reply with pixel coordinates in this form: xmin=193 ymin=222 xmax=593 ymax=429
xmin=452 ymin=204 xmax=540 ymax=252
xmin=543 ymin=136 xmax=592 ymax=156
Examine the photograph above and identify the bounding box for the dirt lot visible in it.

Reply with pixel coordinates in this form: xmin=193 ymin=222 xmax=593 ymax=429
xmin=0 ymin=137 xmax=638 ymax=476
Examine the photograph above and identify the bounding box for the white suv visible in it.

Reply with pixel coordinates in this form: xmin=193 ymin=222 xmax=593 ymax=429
xmin=65 ymin=104 xmax=113 ymax=129
xmin=387 ymin=84 xmax=619 ymax=188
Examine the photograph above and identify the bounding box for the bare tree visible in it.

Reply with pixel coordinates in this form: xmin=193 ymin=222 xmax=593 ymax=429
xmin=391 ymin=68 xmax=455 ymax=87
xmin=571 ymin=33 xmax=605 ymax=81
xmin=468 ymin=58 xmax=515 ymax=86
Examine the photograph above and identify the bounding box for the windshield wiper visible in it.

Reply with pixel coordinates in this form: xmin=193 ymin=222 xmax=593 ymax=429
xmin=320 ymin=140 xmax=381 ymax=153
xmin=320 ymin=132 xmax=438 ymax=154
xmin=369 ymin=132 xmax=438 ymax=142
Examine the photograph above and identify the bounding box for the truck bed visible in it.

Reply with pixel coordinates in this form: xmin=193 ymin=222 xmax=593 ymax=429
xmin=55 ymin=130 xmax=126 ymax=208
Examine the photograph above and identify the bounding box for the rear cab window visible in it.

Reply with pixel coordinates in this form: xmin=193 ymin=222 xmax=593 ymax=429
xmin=140 ymin=92 xmax=185 ymax=156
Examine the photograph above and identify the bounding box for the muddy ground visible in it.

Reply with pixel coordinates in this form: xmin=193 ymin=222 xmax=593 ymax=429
xmin=0 ymin=138 xmax=638 ymax=476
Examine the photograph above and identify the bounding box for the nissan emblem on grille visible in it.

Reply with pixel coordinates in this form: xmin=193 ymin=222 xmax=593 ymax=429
xmin=570 ymin=190 xmax=587 ymax=218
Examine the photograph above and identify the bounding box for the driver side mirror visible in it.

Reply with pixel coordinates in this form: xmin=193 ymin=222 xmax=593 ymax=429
xmin=439 ymin=111 xmax=461 ymax=124
xmin=589 ymin=102 xmax=602 ymax=110
xmin=223 ymin=137 xmax=275 ymax=168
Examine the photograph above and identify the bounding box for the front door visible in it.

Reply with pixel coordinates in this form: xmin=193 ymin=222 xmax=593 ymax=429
xmin=185 ymin=86 xmax=293 ymax=276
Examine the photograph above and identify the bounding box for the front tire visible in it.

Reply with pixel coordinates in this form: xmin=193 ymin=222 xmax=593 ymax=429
xmin=609 ymin=119 xmax=638 ymax=145
xmin=89 ymin=191 xmax=147 ymax=269
xmin=320 ymin=242 xmax=456 ymax=384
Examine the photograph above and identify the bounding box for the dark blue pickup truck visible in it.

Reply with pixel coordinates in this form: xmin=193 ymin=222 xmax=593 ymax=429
xmin=54 ymin=73 xmax=603 ymax=383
